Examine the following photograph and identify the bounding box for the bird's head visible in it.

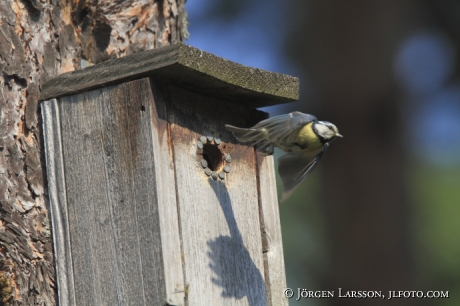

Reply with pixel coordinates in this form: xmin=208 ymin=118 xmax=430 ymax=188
xmin=313 ymin=121 xmax=343 ymax=142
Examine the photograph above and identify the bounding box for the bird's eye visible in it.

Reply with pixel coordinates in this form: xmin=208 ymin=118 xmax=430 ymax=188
xmin=327 ymin=125 xmax=333 ymax=130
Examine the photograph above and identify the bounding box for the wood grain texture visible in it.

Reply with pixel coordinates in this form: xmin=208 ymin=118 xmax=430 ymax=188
xmin=40 ymin=43 xmax=299 ymax=108
xmin=41 ymin=99 xmax=76 ymax=306
xmin=47 ymin=78 xmax=184 ymax=305
xmin=166 ymin=84 xmax=270 ymax=305
xmin=42 ymin=76 xmax=289 ymax=305
xmin=148 ymin=80 xmax=185 ymax=305
xmin=256 ymin=153 xmax=288 ymax=306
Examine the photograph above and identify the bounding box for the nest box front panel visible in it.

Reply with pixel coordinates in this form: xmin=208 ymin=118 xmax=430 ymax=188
xmin=163 ymin=83 xmax=269 ymax=305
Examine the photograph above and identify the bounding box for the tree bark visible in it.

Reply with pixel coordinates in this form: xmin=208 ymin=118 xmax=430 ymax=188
xmin=0 ymin=0 xmax=186 ymax=304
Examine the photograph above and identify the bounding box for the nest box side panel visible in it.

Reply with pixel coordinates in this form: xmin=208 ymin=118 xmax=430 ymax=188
xmin=44 ymin=78 xmax=183 ymax=305
xmin=256 ymin=152 xmax=288 ymax=306
xmin=165 ymin=83 xmax=269 ymax=305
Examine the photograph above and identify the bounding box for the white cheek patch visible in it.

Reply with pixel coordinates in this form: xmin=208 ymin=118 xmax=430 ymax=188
xmin=315 ymin=123 xmax=335 ymax=139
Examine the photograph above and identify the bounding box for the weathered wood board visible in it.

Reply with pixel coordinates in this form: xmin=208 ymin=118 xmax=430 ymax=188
xmin=256 ymin=152 xmax=287 ymax=305
xmin=42 ymin=98 xmax=76 ymax=306
xmin=40 ymin=43 xmax=299 ymax=109
xmin=42 ymin=78 xmax=289 ymax=305
xmin=166 ymin=85 xmax=268 ymax=305
xmin=42 ymin=78 xmax=184 ymax=305
xmin=41 ymin=43 xmax=294 ymax=306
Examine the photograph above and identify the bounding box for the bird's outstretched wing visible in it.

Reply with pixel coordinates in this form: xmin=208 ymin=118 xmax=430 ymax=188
xmin=252 ymin=111 xmax=317 ymax=144
xmin=225 ymin=112 xmax=317 ymax=153
xmin=278 ymin=143 xmax=329 ymax=202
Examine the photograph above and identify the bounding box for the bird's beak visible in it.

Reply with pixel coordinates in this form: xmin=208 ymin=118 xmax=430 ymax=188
xmin=335 ymin=133 xmax=343 ymax=138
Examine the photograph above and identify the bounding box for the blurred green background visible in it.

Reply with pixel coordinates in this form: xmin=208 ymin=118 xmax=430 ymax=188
xmin=186 ymin=1 xmax=460 ymax=305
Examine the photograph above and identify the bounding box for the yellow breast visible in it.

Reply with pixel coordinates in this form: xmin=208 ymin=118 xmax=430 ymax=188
xmin=279 ymin=122 xmax=323 ymax=152
xmin=297 ymin=122 xmax=323 ymax=148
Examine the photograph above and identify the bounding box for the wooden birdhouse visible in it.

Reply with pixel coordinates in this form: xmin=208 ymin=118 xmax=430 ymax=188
xmin=40 ymin=43 xmax=299 ymax=306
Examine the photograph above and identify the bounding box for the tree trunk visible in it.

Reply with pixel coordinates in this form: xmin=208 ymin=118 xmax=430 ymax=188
xmin=0 ymin=1 xmax=186 ymax=304
xmin=286 ymin=1 xmax=417 ymax=305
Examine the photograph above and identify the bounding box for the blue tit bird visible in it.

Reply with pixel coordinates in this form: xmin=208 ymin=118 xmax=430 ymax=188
xmin=225 ymin=111 xmax=342 ymax=201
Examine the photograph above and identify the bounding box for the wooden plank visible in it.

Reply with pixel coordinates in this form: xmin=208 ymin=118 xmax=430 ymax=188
xmin=59 ymin=88 xmax=117 ymax=305
xmin=43 ymin=76 xmax=288 ymax=305
xmin=148 ymin=80 xmax=185 ymax=305
xmin=166 ymin=84 xmax=269 ymax=305
xmin=256 ymin=153 xmax=288 ymax=306
xmin=52 ymin=78 xmax=182 ymax=305
xmin=41 ymin=98 xmax=77 ymax=306
xmin=39 ymin=43 xmax=299 ymax=108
